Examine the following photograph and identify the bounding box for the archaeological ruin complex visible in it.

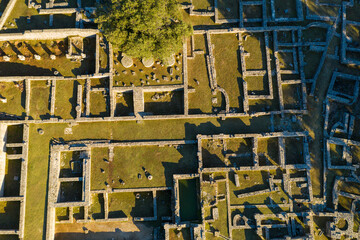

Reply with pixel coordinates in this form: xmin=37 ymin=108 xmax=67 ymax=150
xmin=0 ymin=0 xmax=359 ymax=239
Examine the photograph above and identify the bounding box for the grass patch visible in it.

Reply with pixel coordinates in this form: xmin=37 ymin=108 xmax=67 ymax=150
xmin=282 ymin=84 xmax=302 ymax=110
xmin=91 ymin=145 xmax=197 ymax=190
xmin=89 ymin=193 xmax=104 ymax=220
xmin=114 ymin=92 xmax=134 ymax=116
xmin=60 ymin=151 xmax=83 ymax=178
xmin=212 ymin=33 xmax=243 ymax=111
xmin=73 ymin=206 xmax=84 ymax=221
xmin=55 ymin=207 xmax=69 ymax=221
xmin=188 ymin=35 xmax=213 ymax=114
xmin=0 ymin=82 xmax=25 ymax=117
xmin=108 ymin=192 xmax=154 ymax=218
xmin=29 ymin=81 xmax=50 ymax=120
xmin=4 ymin=159 xmax=21 ymax=197
xmin=258 ymin=137 xmax=280 ymax=166
xmin=144 ymin=91 xmax=184 ymax=115
xmin=58 ymin=181 xmax=83 ymax=202
xmin=217 ymin=0 xmax=239 ymax=20
xmin=157 ymin=190 xmax=172 ymax=218
xmin=90 ymin=91 xmax=108 ymax=117
xmin=0 ymin=201 xmax=20 ymax=229
xmin=284 ymin=137 xmax=304 ymax=165
xmin=169 ymin=227 xmax=192 ymax=240
xmin=54 ymin=80 xmax=78 ymax=119
xmin=179 ymin=178 xmax=201 ymax=222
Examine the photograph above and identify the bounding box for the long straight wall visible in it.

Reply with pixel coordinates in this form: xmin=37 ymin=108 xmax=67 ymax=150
xmin=0 ymin=124 xmax=7 ymax=197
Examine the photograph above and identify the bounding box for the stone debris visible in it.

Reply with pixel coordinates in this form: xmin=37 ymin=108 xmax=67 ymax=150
xmin=168 ymin=67 xmax=173 ymax=76
xmin=0 ymin=96 xmax=7 ymax=103
xmin=121 ymin=53 xmax=133 ymax=68
xmin=142 ymin=57 xmax=154 ymax=67
xmin=18 ymin=55 xmax=25 ymax=61
xmin=3 ymin=55 xmax=10 ymax=61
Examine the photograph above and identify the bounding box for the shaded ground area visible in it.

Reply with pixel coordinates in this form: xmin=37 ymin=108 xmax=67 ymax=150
xmin=55 ymin=222 xmax=153 ymax=240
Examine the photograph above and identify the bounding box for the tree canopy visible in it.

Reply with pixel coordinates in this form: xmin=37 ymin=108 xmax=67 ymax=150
xmin=95 ymin=0 xmax=193 ymax=60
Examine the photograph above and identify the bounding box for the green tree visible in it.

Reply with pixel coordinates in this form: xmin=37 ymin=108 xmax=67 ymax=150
xmin=96 ymin=0 xmax=192 ymax=60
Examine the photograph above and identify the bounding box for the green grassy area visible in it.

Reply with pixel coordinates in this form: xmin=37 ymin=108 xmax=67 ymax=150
xmin=4 ymin=159 xmax=21 ymax=197
xmin=181 ymin=9 xmax=215 ymax=27
xmin=193 ymin=0 xmax=213 ymax=10
xmin=232 ymin=229 xmax=261 ymax=240
xmin=246 ymin=76 xmax=268 ymax=93
xmin=217 ymin=0 xmax=239 ymax=20
xmin=206 ymin=199 xmax=229 ymax=238
xmin=243 ymin=33 xmax=266 ymax=70
xmin=179 ymin=178 xmax=201 ymax=221
xmin=91 ymin=145 xmax=197 ymax=190
xmin=338 ymin=181 xmax=360 ymax=195
xmin=0 ymin=201 xmax=20 ymax=229
xmin=55 ymin=207 xmax=69 ymax=221
xmin=90 ymin=91 xmax=108 ymax=117
xmin=99 ymin=45 xmax=108 ymax=72
xmin=72 ymin=206 xmax=84 ymax=221
xmin=60 ymin=151 xmax=83 ymax=178
xmin=212 ymin=33 xmax=243 ymax=111
xmin=89 ymin=193 xmax=104 ymax=220
xmin=201 ymin=182 xmax=217 ymax=207
xmin=144 ymin=91 xmax=184 ymax=115
xmin=257 ymin=137 xmax=280 ymax=165
xmin=108 ymin=192 xmax=154 ymax=219
xmin=202 ymin=138 xmax=255 ymax=167
xmin=188 ymin=35 xmax=213 ymax=114
xmin=0 ymin=82 xmax=25 ymax=117
xmin=56 ymin=80 xmax=84 ymax=119
xmin=5 ymin=0 xmax=360 ymax=239
xmin=169 ymin=227 xmax=192 ymax=240
xmin=29 ymin=81 xmax=50 ymax=120
xmin=3 ymin=0 xmax=75 ymax=31
xmin=6 ymin=125 xmax=23 ymax=143
xmin=156 ymin=190 xmax=172 ymax=218
xmin=114 ymin=92 xmax=134 ymax=116
xmin=4 ymin=0 xmax=42 ymax=31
